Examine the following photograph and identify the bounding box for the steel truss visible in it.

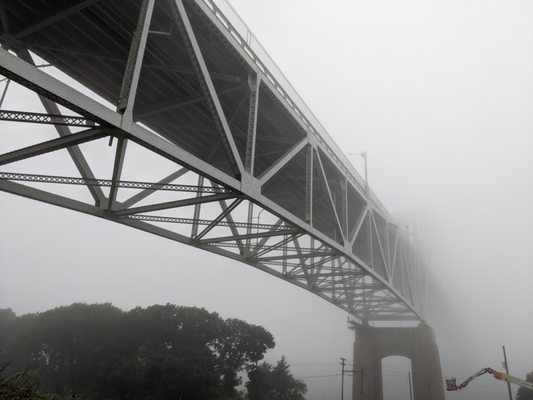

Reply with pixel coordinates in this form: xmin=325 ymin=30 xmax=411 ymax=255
xmin=0 ymin=0 xmax=427 ymax=323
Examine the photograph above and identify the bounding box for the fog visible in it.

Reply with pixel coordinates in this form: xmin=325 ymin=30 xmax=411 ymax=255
xmin=1 ymin=0 xmax=533 ymax=399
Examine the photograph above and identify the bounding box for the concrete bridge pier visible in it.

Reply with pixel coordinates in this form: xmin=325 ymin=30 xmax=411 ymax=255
xmin=352 ymin=323 xmax=445 ymax=400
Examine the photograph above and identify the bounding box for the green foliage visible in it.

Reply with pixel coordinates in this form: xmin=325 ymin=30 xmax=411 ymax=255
xmin=246 ymin=356 xmax=307 ymax=400
xmin=0 ymin=364 xmax=56 ymax=400
xmin=517 ymin=371 xmax=533 ymax=400
xmin=0 ymin=304 xmax=275 ymax=400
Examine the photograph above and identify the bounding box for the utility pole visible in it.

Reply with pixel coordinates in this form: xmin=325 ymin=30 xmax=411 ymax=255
xmin=340 ymin=357 xmax=346 ymax=400
xmin=502 ymin=345 xmax=513 ymax=400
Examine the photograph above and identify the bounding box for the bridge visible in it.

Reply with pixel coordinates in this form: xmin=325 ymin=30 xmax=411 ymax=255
xmin=0 ymin=1 xmax=443 ymax=398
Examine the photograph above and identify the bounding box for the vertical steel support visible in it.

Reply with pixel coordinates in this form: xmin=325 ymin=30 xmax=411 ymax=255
xmin=0 ymin=78 xmax=10 ymax=107
xmin=246 ymin=201 xmax=253 ymax=251
xmin=310 ymin=237 xmax=315 ymax=281
xmin=245 ymin=73 xmax=260 ymax=174
xmin=108 ymin=137 xmax=128 ymax=210
xmin=305 ymin=145 xmax=313 ymax=224
xmin=169 ymin=0 xmax=244 ymax=177
xmin=368 ymin=213 xmax=374 ymax=268
xmin=191 ymin=175 xmax=204 ymax=238
xmin=117 ymin=0 xmax=155 ymax=123
xmin=343 ymin=176 xmax=349 ymax=239
xmin=282 ymin=233 xmax=288 ymax=275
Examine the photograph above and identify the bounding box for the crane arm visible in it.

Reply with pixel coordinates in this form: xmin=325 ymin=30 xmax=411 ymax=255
xmin=492 ymin=370 xmax=533 ymax=391
xmin=446 ymin=368 xmax=533 ymax=392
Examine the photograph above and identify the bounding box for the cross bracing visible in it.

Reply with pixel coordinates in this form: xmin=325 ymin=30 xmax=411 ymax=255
xmin=0 ymin=0 xmax=427 ymax=323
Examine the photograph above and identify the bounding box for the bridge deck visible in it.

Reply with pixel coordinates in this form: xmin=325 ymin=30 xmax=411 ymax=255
xmin=0 ymin=0 xmax=425 ymax=322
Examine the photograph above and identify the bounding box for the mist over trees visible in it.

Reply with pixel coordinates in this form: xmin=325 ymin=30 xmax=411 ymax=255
xmin=0 ymin=303 xmax=306 ymax=400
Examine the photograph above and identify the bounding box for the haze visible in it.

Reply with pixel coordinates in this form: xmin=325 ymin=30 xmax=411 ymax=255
xmin=1 ymin=1 xmax=533 ymax=399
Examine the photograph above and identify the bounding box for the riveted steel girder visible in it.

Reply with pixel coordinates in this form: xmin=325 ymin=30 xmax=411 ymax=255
xmin=0 ymin=0 xmax=427 ymax=323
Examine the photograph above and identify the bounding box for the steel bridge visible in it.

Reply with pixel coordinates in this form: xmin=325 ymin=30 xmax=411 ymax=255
xmin=0 ymin=0 xmax=428 ymax=324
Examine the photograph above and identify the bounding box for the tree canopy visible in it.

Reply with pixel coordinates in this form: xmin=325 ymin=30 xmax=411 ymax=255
xmin=246 ymin=357 xmax=307 ymax=400
xmin=0 ymin=303 xmax=276 ymax=400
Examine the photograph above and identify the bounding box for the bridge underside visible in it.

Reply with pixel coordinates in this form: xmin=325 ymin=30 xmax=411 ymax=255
xmin=0 ymin=0 xmax=425 ymax=323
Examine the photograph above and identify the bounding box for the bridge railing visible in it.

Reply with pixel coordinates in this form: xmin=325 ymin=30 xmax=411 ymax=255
xmin=199 ymin=0 xmax=374 ymax=200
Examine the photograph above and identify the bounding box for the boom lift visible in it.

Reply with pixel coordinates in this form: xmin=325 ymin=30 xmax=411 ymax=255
xmin=446 ymin=367 xmax=533 ymax=392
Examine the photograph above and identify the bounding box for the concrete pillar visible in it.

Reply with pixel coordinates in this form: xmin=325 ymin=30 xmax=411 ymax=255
xmin=352 ymin=323 xmax=444 ymax=400
xmin=353 ymin=325 xmax=382 ymax=400
xmin=411 ymin=324 xmax=445 ymax=400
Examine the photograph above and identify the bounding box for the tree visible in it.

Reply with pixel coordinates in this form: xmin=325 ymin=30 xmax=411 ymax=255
xmin=246 ymin=356 xmax=307 ymax=400
xmin=517 ymin=371 xmax=533 ymax=400
xmin=0 ymin=365 xmax=57 ymax=400
xmin=216 ymin=318 xmax=275 ymax=394
xmin=0 ymin=303 xmax=275 ymax=400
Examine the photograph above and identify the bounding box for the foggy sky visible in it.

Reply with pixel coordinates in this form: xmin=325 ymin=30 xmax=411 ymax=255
xmin=1 ymin=1 xmax=533 ymax=399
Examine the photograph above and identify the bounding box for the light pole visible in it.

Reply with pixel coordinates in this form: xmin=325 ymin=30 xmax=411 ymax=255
xmin=340 ymin=357 xmax=346 ymax=400
xmin=348 ymin=151 xmax=368 ymax=192
xmin=361 ymin=151 xmax=368 ymax=190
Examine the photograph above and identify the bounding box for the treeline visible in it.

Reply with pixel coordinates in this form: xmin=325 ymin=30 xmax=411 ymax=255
xmin=0 ymin=304 xmax=306 ymax=400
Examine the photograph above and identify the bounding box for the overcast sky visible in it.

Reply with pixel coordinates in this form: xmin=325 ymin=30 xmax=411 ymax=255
xmin=1 ymin=1 xmax=533 ymax=399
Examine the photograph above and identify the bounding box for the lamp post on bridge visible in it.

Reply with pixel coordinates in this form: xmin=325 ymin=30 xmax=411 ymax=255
xmin=348 ymin=151 xmax=368 ymax=193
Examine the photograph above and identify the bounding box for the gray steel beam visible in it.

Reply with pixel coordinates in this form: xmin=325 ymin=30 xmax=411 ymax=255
xmin=370 ymin=212 xmax=391 ymax=280
xmin=125 ymin=214 xmax=293 ymax=231
xmin=107 ymin=138 xmax=128 ymax=210
xmin=257 ymin=252 xmax=335 ymax=262
xmin=120 ymin=168 xmax=188 ymax=208
xmin=117 ymin=0 xmax=154 ymax=121
xmin=252 ymin=233 xmax=303 ymax=258
xmin=169 ymin=0 xmax=244 ymax=177
xmin=257 ymin=138 xmax=307 ymax=185
xmin=0 ymin=172 xmax=227 ymax=194
xmin=209 ymin=181 xmax=245 ymax=252
xmin=200 ymin=229 xmax=300 ymax=245
xmin=0 ymin=78 xmax=10 ymax=108
xmin=0 ymin=127 xmax=108 ymax=166
xmin=305 ymin=145 xmax=313 ymax=224
xmin=114 ymin=192 xmax=235 ymax=216
xmin=316 ymin=150 xmax=345 ymax=241
xmin=350 ymin=208 xmax=369 ymax=245
xmin=245 ymin=74 xmax=260 ymax=174
xmin=193 ymin=197 xmax=242 ymax=240
xmin=0 ymin=110 xmax=97 ymax=126
xmin=190 ymin=175 xmax=205 ymax=238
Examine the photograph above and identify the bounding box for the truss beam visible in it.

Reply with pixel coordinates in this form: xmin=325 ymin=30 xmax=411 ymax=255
xmin=0 ymin=127 xmax=109 ymax=166
xmin=0 ymin=0 xmax=428 ymax=323
xmin=0 ymin=172 xmax=229 ymax=193
xmin=114 ymin=192 xmax=236 ymax=216
xmin=0 ymin=110 xmax=98 ymax=126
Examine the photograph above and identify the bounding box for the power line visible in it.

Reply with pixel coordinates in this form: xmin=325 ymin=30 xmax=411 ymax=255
xmin=296 ymin=373 xmax=342 ymax=379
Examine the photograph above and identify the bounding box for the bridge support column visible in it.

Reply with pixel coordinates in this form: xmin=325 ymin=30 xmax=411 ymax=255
xmin=352 ymin=323 xmax=444 ymax=400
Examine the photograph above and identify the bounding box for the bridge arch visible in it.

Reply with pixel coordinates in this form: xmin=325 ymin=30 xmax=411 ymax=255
xmin=381 ymin=356 xmax=412 ymax=400
xmin=352 ymin=323 xmax=444 ymax=400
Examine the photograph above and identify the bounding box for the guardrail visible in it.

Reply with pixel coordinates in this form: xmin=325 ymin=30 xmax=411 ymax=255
xmin=198 ymin=0 xmax=375 ymax=199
